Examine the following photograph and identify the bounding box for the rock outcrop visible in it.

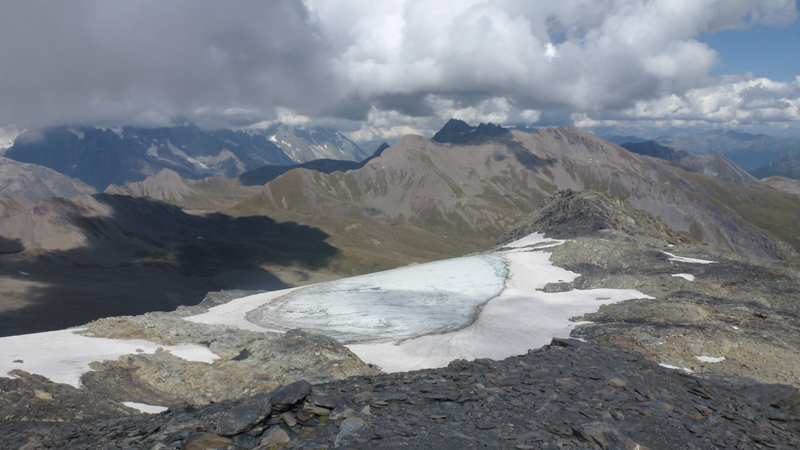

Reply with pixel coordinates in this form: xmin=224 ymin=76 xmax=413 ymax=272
xmin=77 ymin=310 xmax=381 ymax=408
xmin=495 ymin=189 xmax=689 ymax=244
xmin=6 ymin=339 xmax=800 ymax=449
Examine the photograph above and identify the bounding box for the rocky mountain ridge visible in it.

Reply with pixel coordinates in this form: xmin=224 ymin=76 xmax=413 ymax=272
xmin=653 ymin=129 xmax=799 ymax=171
xmin=432 ymin=118 xmax=509 ymax=144
xmin=752 ymin=150 xmax=800 ymax=180
xmin=228 ymin=126 xmax=799 ymax=270
xmin=4 ymin=123 xmax=366 ymax=191
xmin=8 ymin=338 xmax=800 ymax=450
xmin=0 ymin=156 xmax=96 ymax=218
xmin=620 ymin=140 xmax=758 ymax=185
xmin=237 ymin=143 xmax=391 ymax=187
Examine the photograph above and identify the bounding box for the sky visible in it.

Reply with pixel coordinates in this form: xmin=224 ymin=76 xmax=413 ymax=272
xmin=0 ymin=0 xmax=798 ymax=145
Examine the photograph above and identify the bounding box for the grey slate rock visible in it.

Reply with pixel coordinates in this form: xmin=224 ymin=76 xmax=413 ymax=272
xmin=335 ymin=416 xmax=368 ymax=446
xmin=259 ymin=426 xmax=291 ymax=447
xmin=270 ymin=380 xmax=313 ymax=412
xmin=573 ymin=422 xmax=639 ymax=450
xmin=233 ymin=432 xmax=259 ymax=448
xmin=217 ymin=393 xmax=272 ymax=436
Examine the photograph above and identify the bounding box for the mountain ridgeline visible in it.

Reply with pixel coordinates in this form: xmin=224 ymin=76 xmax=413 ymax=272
xmin=224 ymin=124 xmax=800 ymax=269
xmin=619 ymin=140 xmax=758 ymax=184
xmin=3 ymin=121 xmax=800 ymax=332
xmin=237 ymin=143 xmax=391 ymax=186
xmin=4 ymin=123 xmax=367 ymax=191
xmin=432 ymin=118 xmax=509 ymax=144
xmin=751 ymin=151 xmax=800 ymax=180
xmin=610 ymin=129 xmax=800 ymax=171
xmin=0 ymin=156 xmax=96 ymax=218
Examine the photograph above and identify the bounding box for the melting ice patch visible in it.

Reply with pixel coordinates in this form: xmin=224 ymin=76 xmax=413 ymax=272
xmin=123 ymin=402 xmax=169 ymax=414
xmin=695 ymin=355 xmax=725 ymax=363
xmin=245 ymin=256 xmax=507 ymax=343
xmin=502 ymin=232 xmax=565 ymax=250
xmin=663 ymin=251 xmax=715 ymax=264
xmin=660 ymin=363 xmax=694 ymax=373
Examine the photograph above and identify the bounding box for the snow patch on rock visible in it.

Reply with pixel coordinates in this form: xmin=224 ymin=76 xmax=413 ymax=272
xmin=123 ymin=402 xmax=169 ymax=414
xmin=0 ymin=329 xmax=219 ymax=387
xmin=671 ymin=273 xmax=695 ymax=281
xmin=663 ymin=252 xmax=715 ymax=264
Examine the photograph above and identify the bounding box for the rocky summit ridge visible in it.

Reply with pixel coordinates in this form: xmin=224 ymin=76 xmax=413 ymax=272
xmin=2 ymin=190 xmax=800 ymax=449
xmin=495 ymin=189 xmax=689 ymax=244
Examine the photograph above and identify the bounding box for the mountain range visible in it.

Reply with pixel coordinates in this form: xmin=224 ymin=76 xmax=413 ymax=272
xmin=751 ymin=151 xmax=800 ymax=180
xmin=3 ymin=123 xmax=367 ymax=191
xmin=618 ymin=140 xmax=758 ymax=184
xmin=608 ymin=129 xmax=800 ymax=171
xmin=227 ymin=126 xmax=799 ymax=268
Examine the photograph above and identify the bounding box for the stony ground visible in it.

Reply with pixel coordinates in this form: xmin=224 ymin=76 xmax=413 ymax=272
xmin=4 ymin=338 xmax=800 ymax=450
xmin=545 ymin=232 xmax=800 ymax=390
xmin=498 ymin=190 xmax=800 ymax=390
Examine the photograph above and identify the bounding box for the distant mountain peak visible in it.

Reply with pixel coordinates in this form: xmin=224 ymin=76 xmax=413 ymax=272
xmin=432 ymin=119 xmax=508 ymax=144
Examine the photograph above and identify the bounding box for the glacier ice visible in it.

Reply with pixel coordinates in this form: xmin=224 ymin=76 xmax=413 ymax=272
xmin=245 ymin=256 xmax=507 ymax=343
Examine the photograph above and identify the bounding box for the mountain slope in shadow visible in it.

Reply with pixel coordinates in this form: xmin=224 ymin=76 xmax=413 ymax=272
xmin=0 ymin=194 xmax=339 ymax=336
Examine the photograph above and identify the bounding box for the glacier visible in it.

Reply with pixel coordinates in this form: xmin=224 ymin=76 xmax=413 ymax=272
xmin=188 ymin=233 xmax=653 ymax=372
xmin=244 ymin=255 xmax=508 ymax=344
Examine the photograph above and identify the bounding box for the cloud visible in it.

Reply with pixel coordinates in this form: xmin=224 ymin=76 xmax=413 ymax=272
xmin=0 ymin=0 xmax=797 ymax=139
xmin=573 ymin=75 xmax=800 ymax=133
xmin=0 ymin=0 xmax=337 ymax=130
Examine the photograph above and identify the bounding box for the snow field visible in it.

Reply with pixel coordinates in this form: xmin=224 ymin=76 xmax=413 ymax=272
xmin=188 ymin=232 xmax=652 ymax=372
xmin=0 ymin=329 xmax=219 ymax=387
xmin=695 ymin=355 xmax=725 ymax=363
xmin=0 ymin=232 xmax=655 ymax=388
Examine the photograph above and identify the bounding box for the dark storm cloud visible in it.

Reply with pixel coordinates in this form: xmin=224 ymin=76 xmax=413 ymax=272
xmin=0 ymin=0 xmax=337 ymax=129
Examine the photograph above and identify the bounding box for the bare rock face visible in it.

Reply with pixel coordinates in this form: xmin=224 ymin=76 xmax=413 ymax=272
xmin=545 ymin=229 xmax=800 ymax=390
xmin=0 ymin=370 xmax=134 ymax=422
xmin=0 ymin=156 xmax=96 ymax=211
xmin=104 ymin=168 xmax=197 ymax=202
xmin=496 ymin=189 xmax=689 ymax=244
xmin=9 ymin=339 xmax=800 ymax=450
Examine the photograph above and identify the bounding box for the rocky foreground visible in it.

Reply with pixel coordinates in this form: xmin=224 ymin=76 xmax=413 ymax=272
xmin=5 ymin=338 xmax=800 ymax=449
